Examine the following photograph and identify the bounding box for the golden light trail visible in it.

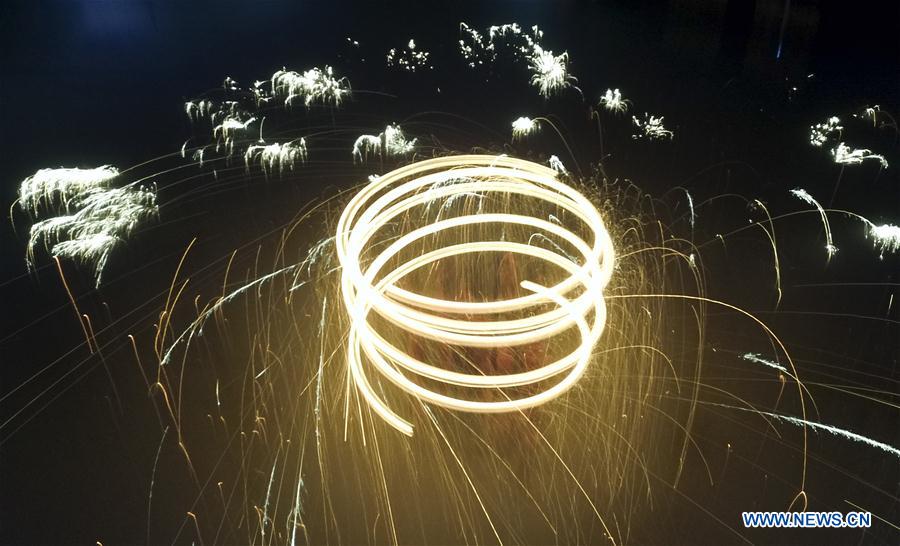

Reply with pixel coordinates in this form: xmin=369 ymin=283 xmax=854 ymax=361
xmin=336 ymin=155 xmax=616 ymax=435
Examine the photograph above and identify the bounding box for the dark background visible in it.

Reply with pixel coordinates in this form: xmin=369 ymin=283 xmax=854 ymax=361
xmin=1 ymin=0 xmax=898 ymax=544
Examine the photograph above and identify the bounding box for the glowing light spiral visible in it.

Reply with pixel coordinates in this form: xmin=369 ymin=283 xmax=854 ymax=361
xmin=337 ymin=155 xmax=615 ymax=435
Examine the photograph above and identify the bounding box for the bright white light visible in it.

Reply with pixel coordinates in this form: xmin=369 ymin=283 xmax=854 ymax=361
xmin=272 ymin=66 xmax=350 ymax=108
xmin=831 ymin=142 xmax=888 ymax=168
xmin=352 ymin=124 xmax=417 ymax=163
xmin=868 ymin=224 xmax=900 ymax=254
xmin=18 ymin=166 xmax=119 ymax=214
xmin=20 ymin=171 xmax=157 ymax=286
xmin=599 ymin=88 xmax=629 ymax=114
xmin=244 ymin=140 xmax=308 ymax=175
xmin=548 ymin=155 xmax=567 ymax=174
xmin=632 ymin=113 xmax=673 ymax=140
xmin=387 ymin=38 xmax=432 ymax=72
xmin=809 ymin=116 xmax=842 ymax=147
xmin=336 ymin=155 xmax=616 ymax=435
xmin=790 ymin=188 xmax=837 ymax=260
xmin=529 ymin=46 xmax=574 ymax=98
xmin=511 ymin=116 xmax=539 ymax=140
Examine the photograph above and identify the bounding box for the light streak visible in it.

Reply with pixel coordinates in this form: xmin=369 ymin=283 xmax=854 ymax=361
xmin=719 ymin=405 xmax=900 ymax=460
xmin=790 ymin=188 xmax=837 ymax=260
xmin=741 ymin=353 xmax=788 ymax=374
xmin=336 ymin=155 xmax=615 ymax=435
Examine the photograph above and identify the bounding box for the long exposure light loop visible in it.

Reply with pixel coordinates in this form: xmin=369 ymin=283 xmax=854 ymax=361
xmin=337 ymin=155 xmax=615 ymax=435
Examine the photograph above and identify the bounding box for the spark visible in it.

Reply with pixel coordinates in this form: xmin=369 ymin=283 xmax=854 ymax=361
xmin=741 ymin=353 xmax=788 ymax=373
xmin=22 ymin=178 xmax=158 ymax=286
xmin=632 ymin=113 xmax=673 ymax=140
xmin=790 ymin=188 xmax=837 ymax=260
xmin=351 ymin=124 xmax=417 ymax=163
xmin=863 ymin=105 xmax=879 ymax=123
xmin=599 ymin=88 xmax=629 ymax=114
xmin=458 ymin=22 xmax=491 ymax=68
xmin=529 ymin=46 xmax=574 ymax=98
xmin=192 ymin=148 xmax=206 ymax=167
xmin=244 ymin=140 xmax=308 ymax=175
xmin=214 ymin=116 xmax=257 ymax=154
xmin=714 ymin=403 xmax=900 ymax=460
xmin=867 ymin=224 xmax=900 ymax=254
xmin=831 ymin=142 xmax=888 ymax=168
xmin=855 ymin=217 xmax=900 ymax=257
xmin=809 ymin=116 xmax=842 ymax=147
xmin=767 ymin=412 xmax=900 ymax=459
xmin=272 ymin=66 xmax=350 ymax=108
xmin=548 ymin=155 xmax=567 ymax=174
xmin=18 ymin=166 xmax=119 ymax=215
xmin=335 ymin=155 xmax=615 ymax=435
xmin=487 ymin=22 xmax=543 ymax=60
xmin=511 ymin=116 xmax=539 ymax=140
xmin=386 ymin=39 xmax=432 ymax=72
xmin=684 ymin=189 xmax=696 ymax=228
xmin=185 ymin=99 xmax=214 ymax=122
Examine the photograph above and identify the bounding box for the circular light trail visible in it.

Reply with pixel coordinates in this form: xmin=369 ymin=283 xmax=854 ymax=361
xmin=336 ymin=155 xmax=615 ymax=435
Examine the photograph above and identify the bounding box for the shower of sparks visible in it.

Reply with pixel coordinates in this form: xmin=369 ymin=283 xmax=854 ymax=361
xmin=185 ymin=99 xmax=214 ymax=122
xmin=599 ymin=88 xmax=629 ymax=114
xmin=458 ymin=22 xmax=491 ymax=68
xmin=863 ymin=223 xmax=900 ymax=255
xmin=488 ymin=23 xmax=544 ymax=60
xmin=548 ymin=155 xmax=567 ymax=174
xmin=854 ymin=105 xmax=891 ymax=129
xmin=386 ymin=39 xmax=433 ymax=72
xmin=191 ymin=147 xmax=206 ymax=167
xmin=214 ymin=116 xmax=257 ymax=155
xmin=869 ymin=224 xmax=900 ymax=254
xmin=809 ymin=116 xmax=842 ymax=147
xmin=766 ymin=412 xmax=900 ymax=459
xmin=458 ymin=21 xmax=573 ymax=98
xmin=17 ymin=166 xmax=120 ymax=214
xmin=244 ymin=139 xmax=308 ymax=175
xmin=529 ymin=46 xmax=574 ymax=98
xmin=351 ymin=124 xmax=417 ymax=163
xmin=741 ymin=352 xmax=788 ymax=373
xmin=632 ymin=113 xmax=674 ymax=140
xmin=336 ymin=155 xmax=615 ymax=436
xmin=272 ymin=65 xmax=350 ymax=108
xmin=511 ymin=116 xmax=539 ymax=140
xmin=790 ymin=188 xmax=837 ymax=259
xmin=19 ymin=168 xmax=157 ymax=286
xmin=715 ymin=404 xmax=900 ymax=459
xmin=459 ymin=22 xmax=546 ymax=67
xmin=831 ymin=142 xmax=888 ymax=168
